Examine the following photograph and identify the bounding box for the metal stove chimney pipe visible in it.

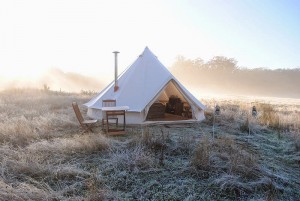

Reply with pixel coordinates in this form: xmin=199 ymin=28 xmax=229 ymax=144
xmin=113 ymin=51 xmax=119 ymax=92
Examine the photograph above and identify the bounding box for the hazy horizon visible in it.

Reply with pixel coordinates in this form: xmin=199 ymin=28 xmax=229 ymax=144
xmin=1 ymin=62 xmax=300 ymax=101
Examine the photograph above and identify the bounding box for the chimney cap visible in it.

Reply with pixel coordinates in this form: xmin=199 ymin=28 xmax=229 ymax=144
xmin=113 ymin=51 xmax=120 ymax=54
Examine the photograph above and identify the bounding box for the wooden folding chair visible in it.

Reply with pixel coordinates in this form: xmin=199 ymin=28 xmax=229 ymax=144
xmin=72 ymin=102 xmax=97 ymax=133
xmin=102 ymin=99 xmax=118 ymax=130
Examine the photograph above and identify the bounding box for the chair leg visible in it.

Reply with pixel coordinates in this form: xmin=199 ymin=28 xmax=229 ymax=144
xmin=80 ymin=127 xmax=89 ymax=134
xmin=83 ymin=125 xmax=93 ymax=133
xmin=87 ymin=126 xmax=93 ymax=132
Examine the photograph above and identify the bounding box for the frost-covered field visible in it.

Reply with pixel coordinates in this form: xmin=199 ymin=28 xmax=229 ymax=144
xmin=0 ymin=89 xmax=299 ymax=200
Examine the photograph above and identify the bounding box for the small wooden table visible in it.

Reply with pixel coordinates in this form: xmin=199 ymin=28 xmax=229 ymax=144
xmin=102 ymin=106 xmax=129 ymax=135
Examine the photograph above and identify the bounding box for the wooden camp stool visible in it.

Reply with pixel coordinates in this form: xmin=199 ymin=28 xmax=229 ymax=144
xmin=102 ymin=106 xmax=129 ymax=135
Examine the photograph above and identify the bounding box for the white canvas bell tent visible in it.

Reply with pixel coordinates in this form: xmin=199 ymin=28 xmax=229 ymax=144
xmin=84 ymin=47 xmax=206 ymax=124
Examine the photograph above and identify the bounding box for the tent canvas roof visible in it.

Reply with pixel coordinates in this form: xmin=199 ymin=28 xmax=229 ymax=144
xmin=84 ymin=47 xmax=205 ymax=112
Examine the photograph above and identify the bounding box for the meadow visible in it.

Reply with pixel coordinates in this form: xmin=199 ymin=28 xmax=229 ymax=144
xmin=0 ymin=89 xmax=299 ymax=200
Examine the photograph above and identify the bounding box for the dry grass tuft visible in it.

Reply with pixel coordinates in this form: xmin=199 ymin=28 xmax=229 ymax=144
xmin=192 ymin=136 xmax=258 ymax=179
xmin=211 ymin=174 xmax=253 ymax=198
xmin=240 ymin=116 xmax=250 ymax=133
xmin=27 ymin=133 xmax=110 ymax=156
xmin=82 ymin=169 xmax=106 ymax=201
xmin=175 ymin=133 xmax=196 ymax=154
xmin=292 ymin=132 xmax=300 ymax=152
xmin=0 ymin=180 xmax=51 ymax=201
xmin=108 ymin=145 xmax=155 ymax=172
xmin=258 ymin=103 xmax=281 ymax=129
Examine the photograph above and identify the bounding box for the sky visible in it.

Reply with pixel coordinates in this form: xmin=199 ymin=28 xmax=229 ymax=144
xmin=1 ymin=0 xmax=300 ymax=83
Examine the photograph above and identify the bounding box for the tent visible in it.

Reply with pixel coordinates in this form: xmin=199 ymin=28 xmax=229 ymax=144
xmin=84 ymin=47 xmax=206 ymax=124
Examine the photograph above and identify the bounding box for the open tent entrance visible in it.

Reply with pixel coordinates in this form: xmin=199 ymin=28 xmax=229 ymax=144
xmin=145 ymin=80 xmax=193 ymax=121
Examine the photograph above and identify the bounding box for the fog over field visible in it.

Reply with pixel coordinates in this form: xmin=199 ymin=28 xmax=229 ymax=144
xmin=171 ymin=56 xmax=300 ymax=99
xmin=0 ymin=68 xmax=105 ymax=93
xmin=1 ymin=56 xmax=299 ymax=100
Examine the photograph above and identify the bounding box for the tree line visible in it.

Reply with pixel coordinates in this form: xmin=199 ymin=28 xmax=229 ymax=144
xmin=170 ymin=56 xmax=300 ymax=98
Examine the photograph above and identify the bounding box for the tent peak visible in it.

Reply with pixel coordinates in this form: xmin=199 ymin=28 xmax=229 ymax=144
xmin=143 ymin=46 xmax=151 ymax=54
xmin=141 ymin=46 xmax=157 ymax=58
